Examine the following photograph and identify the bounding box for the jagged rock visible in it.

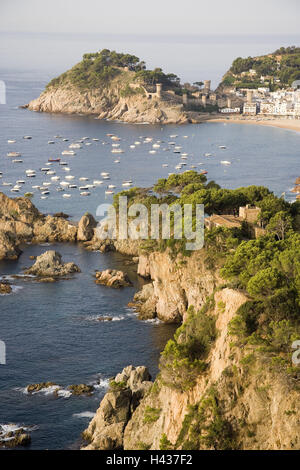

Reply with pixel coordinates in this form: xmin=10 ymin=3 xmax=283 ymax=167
xmin=128 ymin=283 xmax=157 ymax=319
xmin=68 ymin=384 xmax=94 ymax=396
xmin=0 ymin=230 xmax=21 ymax=260
xmin=77 ymin=213 xmax=97 ymax=242
xmin=95 ymin=269 xmax=132 ymax=288
xmin=0 ymin=282 xmax=12 ymax=294
xmin=27 ymin=382 xmax=58 ymax=393
xmin=0 ymin=428 xmax=31 ymax=448
xmin=24 ymin=250 xmax=80 ymax=278
xmin=33 ymin=215 xmax=77 ymax=243
xmin=82 ymin=366 xmax=152 ymax=450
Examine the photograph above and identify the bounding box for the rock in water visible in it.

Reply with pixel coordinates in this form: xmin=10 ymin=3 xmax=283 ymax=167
xmin=24 ymin=250 xmax=80 ymax=279
xmin=82 ymin=365 xmax=152 ymax=450
xmin=94 ymin=269 xmax=132 ymax=288
xmin=0 ymin=282 xmax=12 ymax=294
xmin=77 ymin=213 xmax=97 ymax=242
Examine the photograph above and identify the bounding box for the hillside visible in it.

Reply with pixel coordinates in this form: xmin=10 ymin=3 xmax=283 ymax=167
xmin=81 ymin=173 xmax=300 ymax=450
xmin=220 ymin=45 xmax=300 ymax=90
xmin=26 ymin=49 xmax=207 ymax=124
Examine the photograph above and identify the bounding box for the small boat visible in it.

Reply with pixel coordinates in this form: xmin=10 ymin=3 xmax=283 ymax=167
xmin=41 ymin=190 xmax=50 ymax=195
xmin=111 ymin=136 xmax=121 ymax=141
xmin=61 ymin=150 xmax=75 ymax=156
xmin=162 ymin=164 xmax=168 ymax=167
xmin=69 ymin=143 xmax=82 ymax=149
xmin=79 ymin=177 xmax=89 ymax=181
xmin=59 ymin=161 xmax=68 ymax=165
xmin=103 ymin=176 xmax=110 ymax=180
xmin=205 ymin=153 xmax=212 ymax=157
xmin=23 ymin=136 xmax=32 ymax=140
xmin=79 ymin=186 xmax=89 ymax=190
xmin=63 ymin=194 xmax=71 ymax=198
xmin=68 ymin=184 xmax=77 ymax=189
xmin=16 ymin=180 xmax=25 ymax=184
xmin=112 ymin=143 xmax=120 ymax=148
xmin=105 ymin=190 xmax=114 ymax=195
xmin=219 ymin=145 xmax=227 ymax=149
xmin=26 ymin=173 xmax=36 ymax=178
xmin=130 ymin=145 xmax=136 ymax=149
xmin=60 ymin=181 xmax=70 ymax=187
xmin=93 ymin=180 xmax=103 ymax=185
xmin=170 ymin=134 xmax=178 ymax=138
xmin=101 ymin=172 xmax=110 ymax=177
xmin=12 ymin=159 xmax=23 ymax=163
xmin=92 ymin=138 xmax=99 ymax=141
xmin=41 ymin=168 xmax=50 ymax=172
xmin=7 ymin=152 xmax=21 ymax=157
xmin=220 ymin=161 xmax=231 ymax=165
xmin=51 ymin=176 xmax=60 ymax=181
xmin=63 ymin=138 xmax=69 ymax=142
xmin=114 ymin=160 xmax=120 ymax=163
xmin=111 ymin=148 xmax=124 ymax=154
xmin=152 ymin=144 xmax=160 ymax=149
xmin=46 ymin=170 xmax=55 ymax=175
xmin=48 ymin=141 xmax=55 ymax=144
xmin=134 ymin=141 xmax=141 ymax=145
xmin=7 ymin=140 xmax=16 ymax=144
xmin=200 ymin=170 xmax=208 ymax=175
xmin=48 ymin=158 xmax=60 ymax=162
xmin=63 ymin=167 xmax=71 ymax=172
xmin=122 ymin=182 xmax=132 ymax=187
xmin=149 ymin=150 xmax=156 ymax=154
xmin=80 ymin=191 xmax=91 ymax=196
xmin=65 ymin=175 xmax=75 ymax=180
xmin=2 ymin=182 xmax=12 ymax=186
xmin=108 ymin=185 xmax=116 ymax=189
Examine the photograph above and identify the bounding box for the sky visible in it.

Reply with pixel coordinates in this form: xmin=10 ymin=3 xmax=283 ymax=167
xmin=0 ymin=0 xmax=300 ymax=86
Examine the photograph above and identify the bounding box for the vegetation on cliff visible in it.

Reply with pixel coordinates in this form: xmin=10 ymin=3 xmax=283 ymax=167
xmin=45 ymin=48 xmax=181 ymax=92
xmin=221 ymin=45 xmax=300 ymax=89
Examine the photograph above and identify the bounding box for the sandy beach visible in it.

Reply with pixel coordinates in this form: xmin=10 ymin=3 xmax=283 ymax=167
xmin=207 ymin=116 xmax=300 ymax=133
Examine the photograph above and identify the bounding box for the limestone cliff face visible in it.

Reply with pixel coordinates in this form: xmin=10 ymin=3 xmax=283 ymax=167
xmin=123 ymin=288 xmax=300 ymax=450
xmin=0 ymin=193 xmax=94 ymax=260
xmin=26 ymin=80 xmax=188 ymax=124
xmin=85 ymin=286 xmax=299 ymax=450
xmin=136 ymin=250 xmax=219 ymax=323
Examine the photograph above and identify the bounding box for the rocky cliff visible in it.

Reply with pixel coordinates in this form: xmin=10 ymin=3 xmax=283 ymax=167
xmin=26 ymin=66 xmax=189 ymax=124
xmin=84 ymin=285 xmax=300 ymax=450
xmin=0 ymin=192 xmax=95 ymax=260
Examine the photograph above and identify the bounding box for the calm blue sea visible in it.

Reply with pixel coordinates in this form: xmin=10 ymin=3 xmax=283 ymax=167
xmin=0 ymin=70 xmax=299 ymax=449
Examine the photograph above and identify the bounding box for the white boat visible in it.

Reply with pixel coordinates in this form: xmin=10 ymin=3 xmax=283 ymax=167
xmin=108 ymin=185 xmax=116 ymax=189
xmin=79 ymin=177 xmax=89 ymax=181
xmin=60 ymin=181 xmax=69 ymax=187
xmin=162 ymin=164 xmax=168 ymax=167
xmin=51 ymin=176 xmax=60 ymax=181
xmin=130 ymin=145 xmax=136 ymax=149
xmin=69 ymin=143 xmax=82 ymax=149
xmin=111 ymin=148 xmax=124 ymax=154
xmin=170 ymin=134 xmax=178 ymax=138
xmin=69 ymin=184 xmax=77 ymax=189
xmin=63 ymin=167 xmax=71 ymax=172
xmin=93 ymin=180 xmax=103 ymax=185
xmin=61 ymin=150 xmax=76 ymax=156
xmin=65 ymin=175 xmax=75 ymax=180
xmin=101 ymin=172 xmax=110 ymax=177
xmin=152 ymin=144 xmax=160 ymax=149
xmin=114 ymin=160 xmax=120 ymax=163
xmin=46 ymin=170 xmax=55 ymax=175
xmin=80 ymin=191 xmax=91 ymax=196
xmin=105 ymin=190 xmax=114 ymax=195
xmin=79 ymin=186 xmax=89 ymax=190
xmin=48 ymin=141 xmax=55 ymax=144
xmin=2 ymin=182 xmax=12 ymax=186
xmin=23 ymin=136 xmax=32 ymax=140
xmin=12 ymin=159 xmax=23 ymax=163
xmin=205 ymin=153 xmax=212 ymax=157
xmin=16 ymin=180 xmax=25 ymax=184
xmin=112 ymin=143 xmax=120 ymax=148
xmin=7 ymin=152 xmax=21 ymax=157
xmin=219 ymin=145 xmax=227 ymax=149
xmin=41 ymin=190 xmax=50 ymax=195
xmin=134 ymin=141 xmax=141 ymax=145
xmin=103 ymin=176 xmax=110 ymax=180
xmin=111 ymin=136 xmax=121 ymax=141
xmin=7 ymin=140 xmax=16 ymax=144
xmin=149 ymin=150 xmax=156 ymax=154
xmin=92 ymin=138 xmax=99 ymax=141
xmin=220 ymin=160 xmax=231 ymax=165
xmin=63 ymin=194 xmax=71 ymax=198
xmin=122 ymin=182 xmax=132 ymax=187
xmin=60 ymin=161 xmax=68 ymax=165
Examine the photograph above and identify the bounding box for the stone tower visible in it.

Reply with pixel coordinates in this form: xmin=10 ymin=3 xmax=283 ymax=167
xmin=247 ymin=89 xmax=253 ymax=103
xmin=156 ymin=83 xmax=162 ymax=99
xmin=204 ymin=80 xmax=211 ymax=92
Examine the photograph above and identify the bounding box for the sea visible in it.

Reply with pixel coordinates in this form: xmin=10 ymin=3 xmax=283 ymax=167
xmin=0 ymin=69 xmax=299 ymax=449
